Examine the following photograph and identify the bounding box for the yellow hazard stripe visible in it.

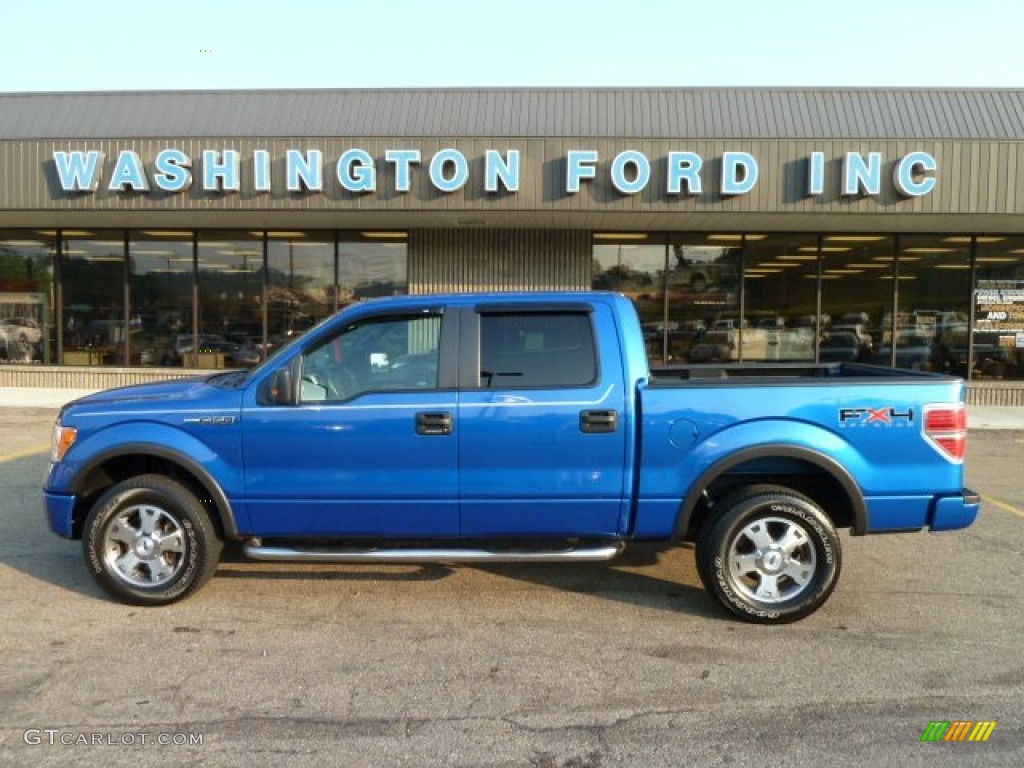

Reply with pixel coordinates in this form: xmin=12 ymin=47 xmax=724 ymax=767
xmin=981 ymin=494 xmax=1024 ymax=519
xmin=969 ymin=721 xmax=997 ymax=742
xmin=0 ymin=443 xmax=49 ymax=464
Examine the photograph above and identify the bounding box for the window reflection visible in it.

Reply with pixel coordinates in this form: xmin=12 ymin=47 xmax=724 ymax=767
xmin=820 ymin=236 xmax=894 ymax=365
xmin=4 ymin=227 xmax=1020 ymax=381
xmin=267 ymin=233 xmax=334 ymax=349
xmin=665 ymin=235 xmax=741 ymax=363
xmin=894 ymin=236 xmax=971 ymax=374
xmin=62 ymin=232 xmax=125 ymax=366
xmin=337 ymin=233 xmax=408 ymax=306
xmin=743 ymin=235 xmax=817 ymax=361
xmin=0 ymin=230 xmax=55 ymax=364
xmin=129 ymin=234 xmax=192 ymax=366
xmin=592 ymin=235 xmax=666 ymax=362
xmin=973 ymin=236 xmax=1024 ymax=380
xmin=197 ymin=232 xmax=264 ymax=368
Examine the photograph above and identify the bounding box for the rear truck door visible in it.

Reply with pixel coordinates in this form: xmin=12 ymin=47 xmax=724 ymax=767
xmin=456 ymin=301 xmax=629 ymax=537
xmin=242 ymin=307 xmax=460 ymax=537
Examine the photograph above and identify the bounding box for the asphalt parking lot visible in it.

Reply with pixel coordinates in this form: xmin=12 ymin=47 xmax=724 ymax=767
xmin=0 ymin=407 xmax=1021 ymax=767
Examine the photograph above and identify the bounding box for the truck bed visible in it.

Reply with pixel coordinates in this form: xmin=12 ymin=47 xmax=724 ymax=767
xmin=634 ymin=362 xmax=968 ymax=542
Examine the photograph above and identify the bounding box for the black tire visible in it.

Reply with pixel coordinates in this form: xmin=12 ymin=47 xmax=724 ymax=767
xmin=83 ymin=474 xmax=223 ymax=605
xmin=696 ymin=485 xmax=841 ymax=623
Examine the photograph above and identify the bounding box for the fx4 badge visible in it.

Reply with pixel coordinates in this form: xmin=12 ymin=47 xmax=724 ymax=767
xmin=839 ymin=407 xmax=914 ymax=427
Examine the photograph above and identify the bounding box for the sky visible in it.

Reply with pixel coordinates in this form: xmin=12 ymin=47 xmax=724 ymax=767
xmin=0 ymin=0 xmax=1021 ymax=92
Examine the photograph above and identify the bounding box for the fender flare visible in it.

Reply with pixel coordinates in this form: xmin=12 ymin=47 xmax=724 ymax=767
xmin=675 ymin=443 xmax=869 ymax=539
xmin=69 ymin=442 xmax=241 ymax=540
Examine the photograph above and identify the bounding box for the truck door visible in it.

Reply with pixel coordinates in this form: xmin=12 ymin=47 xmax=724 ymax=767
xmin=457 ymin=303 xmax=629 ymax=537
xmin=243 ymin=308 xmax=459 ymax=537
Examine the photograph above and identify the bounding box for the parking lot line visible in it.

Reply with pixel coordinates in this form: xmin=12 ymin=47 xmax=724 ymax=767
xmin=981 ymin=493 xmax=1024 ymax=519
xmin=0 ymin=444 xmax=49 ymax=464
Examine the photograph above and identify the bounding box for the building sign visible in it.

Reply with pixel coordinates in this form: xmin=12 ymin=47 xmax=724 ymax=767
xmin=975 ymin=280 xmax=1024 ymax=339
xmin=52 ymin=148 xmax=938 ymax=200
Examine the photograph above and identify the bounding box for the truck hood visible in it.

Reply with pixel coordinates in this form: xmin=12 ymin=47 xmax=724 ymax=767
xmin=65 ymin=373 xmax=242 ymax=411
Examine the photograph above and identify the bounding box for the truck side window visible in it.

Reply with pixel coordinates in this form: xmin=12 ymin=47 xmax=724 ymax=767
xmin=479 ymin=312 xmax=597 ymax=388
xmin=300 ymin=314 xmax=441 ymax=402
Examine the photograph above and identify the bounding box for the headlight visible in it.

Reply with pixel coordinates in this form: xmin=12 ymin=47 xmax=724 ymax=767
xmin=51 ymin=424 xmax=78 ymax=462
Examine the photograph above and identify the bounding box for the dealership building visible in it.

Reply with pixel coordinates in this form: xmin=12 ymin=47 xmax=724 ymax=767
xmin=0 ymin=88 xmax=1022 ymax=401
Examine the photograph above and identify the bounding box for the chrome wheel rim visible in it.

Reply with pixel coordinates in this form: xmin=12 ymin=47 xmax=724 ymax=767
xmin=102 ymin=504 xmax=187 ymax=588
xmin=727 ymin=516 xmax=817 ymax=604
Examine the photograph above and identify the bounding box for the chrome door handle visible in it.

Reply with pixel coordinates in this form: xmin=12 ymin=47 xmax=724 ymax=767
xmin=416 ymin=411 xmax=453 ymax=436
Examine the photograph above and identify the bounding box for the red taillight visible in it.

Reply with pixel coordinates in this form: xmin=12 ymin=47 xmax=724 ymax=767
xmin=925 ymin=407 xmax=966 ymax=432
xmin=924 ymin=404 xmax=967 ymax=461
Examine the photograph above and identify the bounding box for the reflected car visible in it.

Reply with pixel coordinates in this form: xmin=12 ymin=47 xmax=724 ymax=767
xmin=0 ymin=329 xmax=36 ymax=363
xmin=0 ymin=317 xmax=42 ymax=344
xmin=830 ymin=323 xmax=873 ymax=350
xmin=228 ymin=342 xmax=263 ymax=367
xmin=711 ymin=317 xmax=749 ymax=331
xmin=187 ymin=340 xmax=262 ymax=368
xmin=790 ymin=314 xmax=831 ymax=331
xmin=819 ymin=331 xmax=865 ymax=363
xmin=688 ymin=331 xmax=735 ymax=362
xmin=641 ymin=320 xmax=682 ymax=340
xmin=679 ymin=319 xmax=707 ymax=333
xmin=873 ymin=345 xmax=931 ymax=371
xmin=132 ymin=333 xmax=176 ymax=367
xmin=139 ymin=347 xmax=166 ymax=366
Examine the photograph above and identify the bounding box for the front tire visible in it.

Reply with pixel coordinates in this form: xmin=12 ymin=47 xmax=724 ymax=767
xmin=696 ymin=485 xmax=841 ymax=623
xmin=83 ymin=474 xmax=222 ymax=605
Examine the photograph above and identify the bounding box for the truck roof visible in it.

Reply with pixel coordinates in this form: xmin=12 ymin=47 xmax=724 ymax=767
xmin=354 ymin=290 xmax=627 ymax=309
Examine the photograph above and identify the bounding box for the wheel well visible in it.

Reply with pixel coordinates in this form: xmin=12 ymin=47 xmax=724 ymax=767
xmin=682 ymin=457 xmax=857 ymax=541
xmin=71 ymin=454 xmax=226 ymax=540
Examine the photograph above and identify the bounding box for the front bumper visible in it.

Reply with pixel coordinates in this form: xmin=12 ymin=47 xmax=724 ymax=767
xmin=930 ymin=489 xmax=981 ymax=531
xmin=44 ymin=491 xmax=78 ymax=539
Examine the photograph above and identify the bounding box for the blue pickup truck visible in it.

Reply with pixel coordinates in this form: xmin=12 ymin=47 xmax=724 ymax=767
xmin=44 ymin=292 xmax=979 ymax=622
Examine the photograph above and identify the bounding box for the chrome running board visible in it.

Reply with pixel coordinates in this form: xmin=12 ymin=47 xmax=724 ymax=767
xmin=242 ymin=541 xmax=625 ymax=564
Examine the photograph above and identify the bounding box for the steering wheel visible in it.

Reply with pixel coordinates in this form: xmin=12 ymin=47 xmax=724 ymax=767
xmin=326 ymin=367 xmax=361 ymax=401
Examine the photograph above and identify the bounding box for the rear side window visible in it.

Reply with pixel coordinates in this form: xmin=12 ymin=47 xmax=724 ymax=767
xmin=479 ymin=312 xmax=597 ymax=388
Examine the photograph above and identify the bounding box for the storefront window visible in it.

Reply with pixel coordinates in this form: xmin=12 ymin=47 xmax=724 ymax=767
xmin=894 ymin=236 xmax=971 ymax=374
xmin=0 ymin=230 xmax=55 ymax=364
xmin=1 ymin=226 xmax=1017 ymax=381
xmin=337 ymin=233 xmax=408 ymax=307
xmin=267 ymin=232 xmax=334 ymax=346
xmin=197 ymin=232 xmax=264 ymax=369
xmin=820 ymin=235 xmax=895 ymax=365
xmin=743 ymin=234 xmax=817 ymax=361
xmin=129 ymin=233 xmax=193 ymax=366
xmin=592 ymin=234 xmax=667 ymax=362
xmin=665 ymin=234 xmax=741 ymax=363
xmin=62 ymin=232 xmax=125 ymax=366
xmin=973 ymin=236 xmax=1024 ymax=380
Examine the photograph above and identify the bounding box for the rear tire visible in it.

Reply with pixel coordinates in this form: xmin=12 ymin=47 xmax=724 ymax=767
xmin=83 ymin=474 xmax=222 ymax=605
xmin=696 ymin=485 xmax=841 ymax=623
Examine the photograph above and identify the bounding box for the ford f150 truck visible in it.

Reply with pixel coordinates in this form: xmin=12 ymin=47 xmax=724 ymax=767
xmin=44 ymin=292 xmax=979 ymax=622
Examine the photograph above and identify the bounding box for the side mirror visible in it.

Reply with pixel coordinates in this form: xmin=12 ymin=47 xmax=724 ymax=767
xmin=269 ymin=367 xmax=294 ymax=405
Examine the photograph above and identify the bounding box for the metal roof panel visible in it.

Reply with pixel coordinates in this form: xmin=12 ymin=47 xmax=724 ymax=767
xmin=0 ymin=88 xmax=1022 ymax=140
